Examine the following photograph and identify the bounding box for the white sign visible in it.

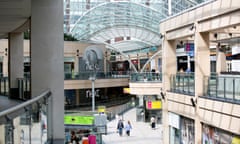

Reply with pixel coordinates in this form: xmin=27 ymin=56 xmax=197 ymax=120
xmin=169 ymin=112 xmax=180 ymax=129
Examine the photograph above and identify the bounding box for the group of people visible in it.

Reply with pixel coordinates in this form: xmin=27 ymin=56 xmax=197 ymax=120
xmin=115 ymin=115 xmax=159 ymax=137
xmin=117 ymin=119 xmax=132 ymax=136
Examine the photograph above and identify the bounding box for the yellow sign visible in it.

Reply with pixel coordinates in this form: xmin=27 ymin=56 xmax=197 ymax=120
xmin=98 ymin=106 xmax=106 ymax=113
xmin=123 ymin=88 xmax=130 ymax=94
xmin=146 ymin=101 xmax=162 ymax=109
xmin=232 ymin=137 xmax=240 ymax=144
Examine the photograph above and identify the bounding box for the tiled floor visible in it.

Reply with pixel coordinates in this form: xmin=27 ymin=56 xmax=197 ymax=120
xmin=102 ymin=108 xmax=163 ymax=144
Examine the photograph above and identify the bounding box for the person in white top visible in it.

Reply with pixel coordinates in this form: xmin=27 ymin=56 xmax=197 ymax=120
xmin=125 ymin=120 xmax=132 ymax=136
xmin=150 ymin=117 xmax=156 ymax=129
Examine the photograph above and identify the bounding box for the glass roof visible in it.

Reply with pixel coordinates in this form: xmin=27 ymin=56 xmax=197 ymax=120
xmin=66 ymin=0 xmax=210 ymax=53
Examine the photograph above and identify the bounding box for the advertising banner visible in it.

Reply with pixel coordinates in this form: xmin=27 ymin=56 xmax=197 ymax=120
xmin=202 ymin=124 xmax=240 ymax=144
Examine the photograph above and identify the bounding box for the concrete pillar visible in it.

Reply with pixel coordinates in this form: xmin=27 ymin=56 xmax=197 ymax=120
xmin=138 ymin=95 xmax=144 ymax=106
xmin=154 ymin=56 xmax=158 ymax=72
xmin=162 ymin=39 xmax=177 ymax=90
xmin=216 ymin=49 xmax=226 ymax=73
xmin=31 ymin=0 xmax=64 ymax=143
xmin=104 ymin=51 xmax=107 ymax=72
xmin=232 ymin=45 xmax=240 ymax=71
xmin=76 ymin=89 xmax=80 ymax=105
xmin=0 ymin=125 xmax=5 ymax=144
xmin=194 ymin=29 xmax=210 ymax=96
xmin=8 ymin=32 xmax=24 ymax=99
xmin=3 ymin=44 xmax=8 ymax=77
xmin=194 ymin=24 xmax=210 ymax=144
xmin=162 ymin=37 xmax=177 ymax=144
xmin=74 ymin=55 xmax=79 ymax=75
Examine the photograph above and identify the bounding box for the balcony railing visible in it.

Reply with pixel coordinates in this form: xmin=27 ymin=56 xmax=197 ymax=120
xmin=130 ymin=72 xmax=162 ymax=82
xmin=0 ymin=77 xmax=8 ymax=95
xmin=64 ymin=71 xmax=130 ymax=80
xmin=3 ymin=71 xmax=161 ymax=99
xmin=0 ymin=90 xmax=51 ymax=144
xmin=170 ymin=72 xmax=195 ymax=95
xmin=18 ymin=77 xmax=31 ymax=100
xmin=204 ymin=74 xmax=240 ymax=103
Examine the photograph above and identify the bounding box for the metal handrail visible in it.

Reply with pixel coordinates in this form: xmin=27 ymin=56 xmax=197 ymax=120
xmin=0 ymin=89 xmax=51 ymax=118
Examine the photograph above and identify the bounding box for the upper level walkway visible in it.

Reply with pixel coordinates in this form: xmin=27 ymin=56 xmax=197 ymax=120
xmin=102 ymin=108 xmax=163 ymax=144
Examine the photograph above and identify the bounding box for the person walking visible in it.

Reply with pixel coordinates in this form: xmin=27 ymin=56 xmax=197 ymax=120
xmin=150 ymin=116 xmax=156 ymax=129
xmin=117 ymin=119 xmax=124 ymax=136
xmin=70 ymin=131 xmax=79 ymax=144
xmin=125 ymin=120 xmax=132 ymax=136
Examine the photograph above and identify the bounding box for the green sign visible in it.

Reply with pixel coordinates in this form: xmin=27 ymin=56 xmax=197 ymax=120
xmin=64 ymin=115 xmax=94 ymax=125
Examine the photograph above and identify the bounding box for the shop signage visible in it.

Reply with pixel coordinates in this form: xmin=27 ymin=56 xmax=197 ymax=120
xmin=146 ymin=101 xmax=162 ymax=109
xmin=64 ymin=115 xmax=94 ymax=125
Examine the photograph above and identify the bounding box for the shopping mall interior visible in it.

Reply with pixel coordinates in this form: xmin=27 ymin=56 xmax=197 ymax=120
xmin=0 ymin=0 xmax=240 ymax=143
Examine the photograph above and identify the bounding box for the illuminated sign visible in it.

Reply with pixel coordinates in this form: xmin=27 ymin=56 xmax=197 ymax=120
xmin=123 ymin=88 xmax=130 ymax=94
xmin=64 ymin=115 xmax=94 ymax=125
xmin=146 ymin=101 xmax=162 ymax=109
xmin=98 ymin=106 xmax=106 ymax=113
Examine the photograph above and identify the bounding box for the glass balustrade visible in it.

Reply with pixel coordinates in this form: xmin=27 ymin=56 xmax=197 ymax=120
xmin=64 ymin=71 xmax=130 ymax=80
xmin=0 ymin=90 xmax=50 ymax=144
xmin=0 ymin=73 xmax=30 ymax=97
xmin=130 ymin=72 xmax=162 ymax=82
xmin=204 ymin=74 xmax=240 ymax=103
xmin=170 ymin=72 xmax=195 ymax=95
xmin=0 ymin=77 xmax=8 ymax=96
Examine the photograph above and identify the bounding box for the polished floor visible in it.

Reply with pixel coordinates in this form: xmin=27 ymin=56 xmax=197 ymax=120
xmin=0 ymin=95 xmax=21 ymax=112
xmin=102 ymin=108 xmax=163 ymax=144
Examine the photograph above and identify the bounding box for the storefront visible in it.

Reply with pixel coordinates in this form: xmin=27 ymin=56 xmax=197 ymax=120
xmin=143 ymin=95 xmax=162 ymax=123
xmin=64 ymin=113 xmax=107 ymax=144
xmin=180 ymin=117 xmax=194 ymax=144
xmin=169 ymin=112 xmax=180 ymax=144
xmin=169 ymin=113 xmax=194 ymax=144
xmin=202 ymin=124 xmax=240 ymax=144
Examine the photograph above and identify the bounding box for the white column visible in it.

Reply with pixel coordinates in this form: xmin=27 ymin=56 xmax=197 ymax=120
xmin=194 ymin=28 xmax=210 ymax=96
xmin=31 ymin=0 xmax=64 ymax=143
xmin=168 ymin=0 xmax=172 ymax=16
xmin=216 ymin=50 xmax=226 ymax=73
xmin=0 ymin=125 xmax=5 ymax=144
xmin=3 ymin=47 xmax=8 ymax=77
xmin=231 ymin=45 xmax=240 ymax=71
xmin=162 ymin=37 xmax=177 ymax=144
xmin=187 ymin=55 xmax=191 ymax=71
xmin=74 ymin=55 xmax=79 ymax=74
xmin=8 ymin=32 xmax=24 ymax=99
xmin=138 ymin=95 xmax=144 ymax=106
xmin=194 ymin=24 xmax=210 ymax=144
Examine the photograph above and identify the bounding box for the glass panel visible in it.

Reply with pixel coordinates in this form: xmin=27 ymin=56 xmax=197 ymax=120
xmin=234 ymin=78 xmax=240 ymax=101
xmin=170 ymin=73 xmax=194 ymax=95
xmin=0 ymin=102 xmax=48 ymax=143
xmin=0 ymin=77 xmax=8 ymax=96
xmin=15 ymin=104 xmax=48 ymax=144
xmin=204 ymin=75 xmax=240 ymax=103
xmin=130 ymin=72 xmax=162 ymax=82
xmin=225 ymin=77 xmax=234 ymax=100
xmin=217 ymin=77 xmax=225 ymax=99
xmin=67 ymin=0 xmax=210 ymax=52
xmin=208 ymin=75 xmax=217 ymax=97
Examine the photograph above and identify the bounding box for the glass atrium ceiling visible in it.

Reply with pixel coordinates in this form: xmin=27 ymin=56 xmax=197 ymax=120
xmin=65 ymin=0 xmax=211 ymax=53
